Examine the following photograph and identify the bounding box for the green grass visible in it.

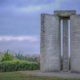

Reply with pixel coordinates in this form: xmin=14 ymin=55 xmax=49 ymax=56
xmin=0 ymin=71 xmax=80 ymax=80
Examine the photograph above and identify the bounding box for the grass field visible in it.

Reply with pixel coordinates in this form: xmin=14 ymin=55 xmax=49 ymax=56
xmin=0 ymin=71 xmax=80 ymax=80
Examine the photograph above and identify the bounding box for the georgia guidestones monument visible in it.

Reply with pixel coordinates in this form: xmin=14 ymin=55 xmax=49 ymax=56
xmin=40 ymin=10 xmax=80 ymax=72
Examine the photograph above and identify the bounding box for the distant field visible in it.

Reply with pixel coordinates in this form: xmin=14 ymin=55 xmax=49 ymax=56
xmin=0 ymin=71 xmax=80 ymax=80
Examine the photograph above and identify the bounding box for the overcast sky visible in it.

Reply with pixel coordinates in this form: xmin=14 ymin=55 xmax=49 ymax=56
xmin=0 ymin=0 xmax=80 ymax=55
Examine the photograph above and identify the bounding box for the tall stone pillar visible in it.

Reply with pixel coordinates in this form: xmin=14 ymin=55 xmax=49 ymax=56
xmin=63 ymin=18 xmax=69 ymax=71
xmin=70 ymin=15 xmax=80 ymax=72
xmin=40 ymin=14 xmax=60 ymax=72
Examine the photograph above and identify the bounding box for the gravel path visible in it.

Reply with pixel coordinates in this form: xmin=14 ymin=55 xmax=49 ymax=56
xmin=21 ymin=70 xmax=80 ymax=78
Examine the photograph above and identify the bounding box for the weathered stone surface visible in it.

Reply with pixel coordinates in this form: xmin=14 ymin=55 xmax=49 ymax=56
xmin=54 ymin=10 xmax=76 ymax=17
xmin=63 ymin=19 xmax=69 ymax=71
xmin=40 ymin=14 xmax=60 ymax=72
xmin=70 ymin=15 xmax=80 ymax=72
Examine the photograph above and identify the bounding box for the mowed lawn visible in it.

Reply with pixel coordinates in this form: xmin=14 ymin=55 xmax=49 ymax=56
xmin=0 ymin=71 xmax=80 ymax=80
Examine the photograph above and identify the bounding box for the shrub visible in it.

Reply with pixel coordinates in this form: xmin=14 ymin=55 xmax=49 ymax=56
xmin=0 ymin=60 xmax=40 ymax=72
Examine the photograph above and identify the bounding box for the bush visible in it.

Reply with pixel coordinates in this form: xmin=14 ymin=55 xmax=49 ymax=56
xmin=0 ymin=60 xmax=40 ymax=72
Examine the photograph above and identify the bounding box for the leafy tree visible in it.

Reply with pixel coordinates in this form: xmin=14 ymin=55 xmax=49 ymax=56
xmin=15 ymin=53 xmax=25 ymax=60
xmin=1 ymin=50 xmax=14 ymax=61
xmin=0 ymin=52 xmax=3 ymax=61
xmin=15 ymin=53 xmax=39 ymax=62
